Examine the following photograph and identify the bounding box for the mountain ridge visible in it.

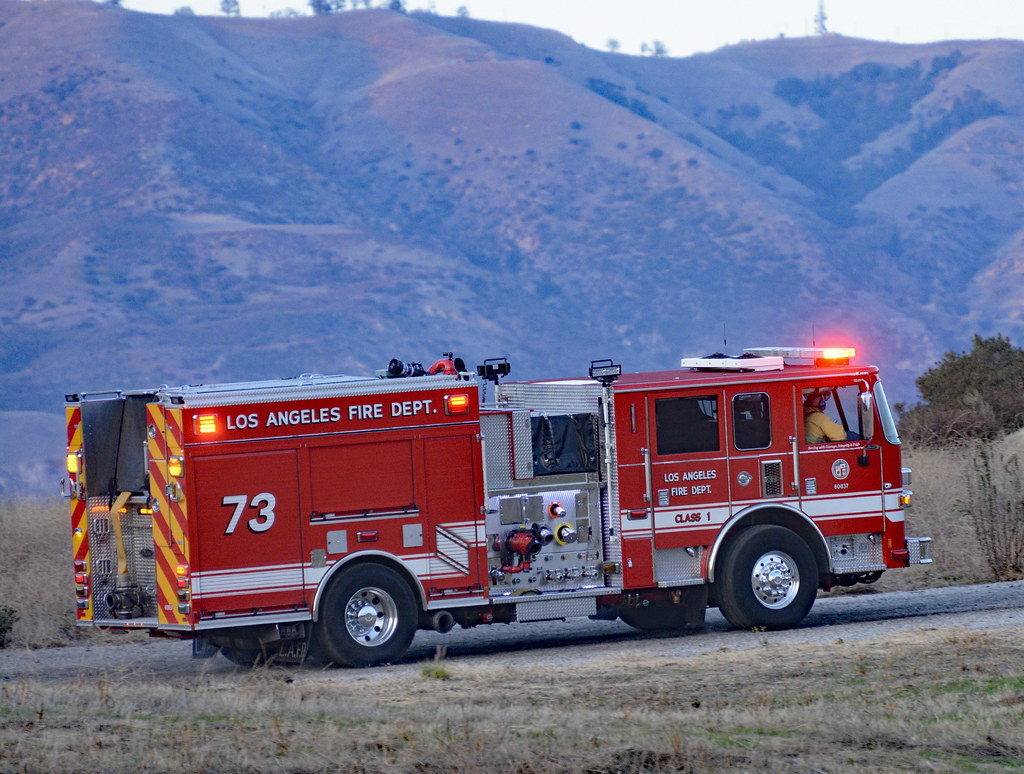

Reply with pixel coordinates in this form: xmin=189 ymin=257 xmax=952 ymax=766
xmin=1 ymin=0 xmax=1023 ymax=494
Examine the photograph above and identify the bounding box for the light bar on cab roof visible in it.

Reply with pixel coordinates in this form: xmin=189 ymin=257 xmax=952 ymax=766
xmin=743 ymin=346 xmax=856 ymax=363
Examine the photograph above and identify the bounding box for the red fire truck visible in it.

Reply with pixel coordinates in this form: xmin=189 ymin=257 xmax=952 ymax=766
xmin=63 ymin=347 xmax=930 ymax=667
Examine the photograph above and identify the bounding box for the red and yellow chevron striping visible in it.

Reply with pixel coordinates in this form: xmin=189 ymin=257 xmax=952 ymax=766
xmin=66 ymin=406 xmax=92 ymax=620
xmin=147 ymin=404 xmax=191 ymax=628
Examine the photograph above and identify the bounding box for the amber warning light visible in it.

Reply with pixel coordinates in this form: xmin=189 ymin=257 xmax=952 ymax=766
xmin=194 ymin=414 xmax=219 ymax=435
xmin=444 ymin=394 xmax=471 ymax=415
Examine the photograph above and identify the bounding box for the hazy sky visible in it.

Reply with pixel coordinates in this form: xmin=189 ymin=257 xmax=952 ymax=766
xmin=120 ymin=0 xmax=1024 ymax=57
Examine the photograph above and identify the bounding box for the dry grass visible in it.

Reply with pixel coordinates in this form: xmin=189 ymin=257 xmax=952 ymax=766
xmin=1 ymin=627 xmax=1023 ymax=772
xmin=0 ymin=499 xmax=78 ymax=649
xmin=868 ymin=444 xmax=994 ymax=591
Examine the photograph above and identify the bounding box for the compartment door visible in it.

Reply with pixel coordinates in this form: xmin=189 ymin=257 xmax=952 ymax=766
xmin=422 ymin=434 xmax=485 ymax=597
xmin=192 ymin=450 xmax=305 ymax=616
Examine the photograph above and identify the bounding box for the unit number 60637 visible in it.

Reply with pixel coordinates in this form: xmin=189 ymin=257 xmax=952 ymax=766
xmin=222 ymin=493 xmax=277 ymax=534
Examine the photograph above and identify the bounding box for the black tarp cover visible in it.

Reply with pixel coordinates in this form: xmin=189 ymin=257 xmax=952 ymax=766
xmin=81 ymin=394 xmax=154 ymax=498
xmin=531 ymin=413 xmax=599 ymax=477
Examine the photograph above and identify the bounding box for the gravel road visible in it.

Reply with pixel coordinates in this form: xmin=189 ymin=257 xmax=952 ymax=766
xmin=3 ymin=580 xmax=1022 ymax=682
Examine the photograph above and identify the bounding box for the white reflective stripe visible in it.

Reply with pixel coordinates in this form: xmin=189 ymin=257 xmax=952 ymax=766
xmin=192 ymin=564 xmax=304 ymax=594
xmin=194 ymin=585 xmax=304 ymax=600
xmin=193 ymin=561 xmax=303 ymax=578
xmin=801 ymin=494 xmax=882 ymax=518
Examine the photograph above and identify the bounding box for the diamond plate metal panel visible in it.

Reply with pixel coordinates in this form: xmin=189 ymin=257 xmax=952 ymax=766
xmin=830 ymin=533 xmax=886 ymax=573
xmin=511 ymin=410 xmax=534 ymax=480
xmin=481 ymin=412 xmax=514 ymax=490
xmin=654 ymin=547 xmax=704 ymax=583
xmin=496 ymin=381 xmax=603 ymax=413
xmin=907 ymin=536 xmax=932 ymax=564
xmin=515 ymin=594 xmax=598 ymax=621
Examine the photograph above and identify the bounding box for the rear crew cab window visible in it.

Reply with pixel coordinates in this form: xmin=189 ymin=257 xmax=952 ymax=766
xmin=732 ymin=393 xmax=771 ymax=450
xmin=655 ymin=395 xmax=719 ymax=455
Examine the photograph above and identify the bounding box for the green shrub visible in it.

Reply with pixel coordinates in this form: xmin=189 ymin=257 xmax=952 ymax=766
xmin=898 ymin=334 xmax=1024 ymax=446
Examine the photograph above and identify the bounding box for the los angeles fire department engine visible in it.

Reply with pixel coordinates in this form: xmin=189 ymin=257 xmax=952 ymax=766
xmin=63 ymin=347 xmax=931 ymax=667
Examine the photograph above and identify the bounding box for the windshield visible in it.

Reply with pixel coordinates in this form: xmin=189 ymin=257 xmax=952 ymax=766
xmin=874 ymin=381 xmax=901 ymax=446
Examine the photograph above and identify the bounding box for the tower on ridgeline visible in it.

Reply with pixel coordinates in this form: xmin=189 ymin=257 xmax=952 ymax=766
xmin=814 ymin=0 xmax=828 ymax=35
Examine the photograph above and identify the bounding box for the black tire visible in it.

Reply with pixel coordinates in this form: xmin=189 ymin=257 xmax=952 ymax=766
xmin=716 ymin=525 xmax=817 ymax=630
xmin=619 ymin=603 xmax=689 ymax=631
xmin=315 ymin=564 xmax=417 ymax=668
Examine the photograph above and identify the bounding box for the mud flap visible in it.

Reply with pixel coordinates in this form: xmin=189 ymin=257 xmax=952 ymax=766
xmin=680 ymin=585 xmax=709 ymax=626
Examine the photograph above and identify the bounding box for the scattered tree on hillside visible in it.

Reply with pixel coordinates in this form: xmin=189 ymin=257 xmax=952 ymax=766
xmin=455 ymin=5 xmax=469 ymax=17
xmin=173 ymin=5 xmax=194 ymax=13
xmin=310 ymin=0 xmax=351 ymax=13
xmin=897 ymin=334 xmax=1024 ymax=445
xmin=606 ymin=39 xmax=620 ymax=53
xmin=651 ymin=40 xmax=668 ymax=57
xmin=220 ymin=0 xmax=240 ymax=15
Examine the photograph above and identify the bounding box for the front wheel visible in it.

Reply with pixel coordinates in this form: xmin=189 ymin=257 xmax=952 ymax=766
xmin=716 ymin=525 xmax=817 ymax=630
xmin=315 ymin=564 xmax=417 ymax=668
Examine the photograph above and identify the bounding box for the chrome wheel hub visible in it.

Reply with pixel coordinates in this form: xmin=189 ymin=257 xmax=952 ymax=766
xmin=344 ymin=586 xmax=398 ymax=646
xmin=751 ymin=550 xmax=800 ymax=609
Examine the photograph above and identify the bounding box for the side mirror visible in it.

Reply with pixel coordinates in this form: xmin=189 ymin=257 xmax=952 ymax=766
xmin=858 ymin=391 xmax=875 ymax=441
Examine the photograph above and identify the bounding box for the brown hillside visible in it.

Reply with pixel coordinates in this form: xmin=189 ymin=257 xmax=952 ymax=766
xmin=1 ymin=0 xmax=1023 ymax=493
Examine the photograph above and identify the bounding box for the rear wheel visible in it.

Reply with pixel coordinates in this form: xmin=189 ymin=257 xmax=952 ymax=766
xmin=716 ymin=525 xmax=817 ymax=630
xmin=315 ymin=564 xmax=417 ymax=667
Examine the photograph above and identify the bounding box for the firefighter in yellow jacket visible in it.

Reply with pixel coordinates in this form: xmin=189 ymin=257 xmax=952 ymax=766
xmin=804 ymin=390 xmax=846 ymax=443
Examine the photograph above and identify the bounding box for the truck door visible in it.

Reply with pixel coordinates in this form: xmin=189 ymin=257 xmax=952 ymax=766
xmin=613 ymin=393 xmax=655 ymax=588
xmin=191 ymin=449 xmax=305 ymax=616
xmin=726 ymin=385 xmax=800 ymax=511
xmin=421 ymin=433 xmax=485 ymax=598
xmin=646 ymin=390 xmax=728 ymax=579
xmin=795 ymin=382 xmax=885 ymax=537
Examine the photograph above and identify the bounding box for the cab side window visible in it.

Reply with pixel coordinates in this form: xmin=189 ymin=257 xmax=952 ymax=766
xmin=802 ymin=385 xmax=863 ymax=444
xmin=655 ymin=395 xmax=719 ymax=455
xmin=732 ymin=393 xmax=771 ymax=450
